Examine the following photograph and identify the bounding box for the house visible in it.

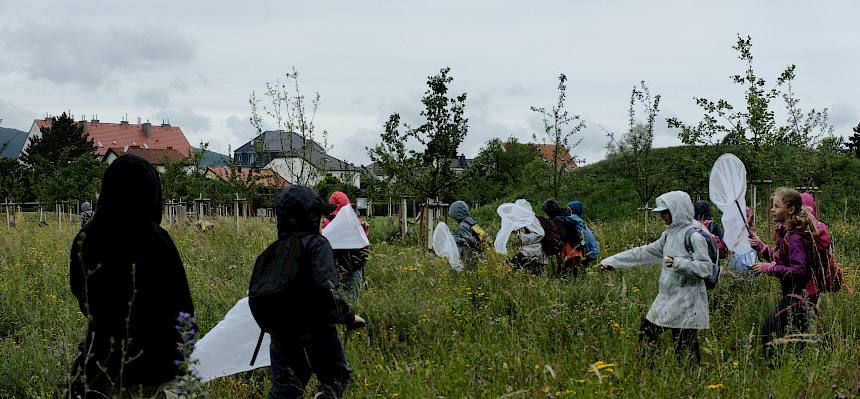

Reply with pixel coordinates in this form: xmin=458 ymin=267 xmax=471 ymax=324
xmin=233 ymin=130 xmax=360 ymax=187
xmin=102 ymin=146 xmax=190 ymax=173
xmin=502 ymin=142 xmax=578 ymax=171
xmin=204 ymin=165 xmax=289 ymax=188
xmin=0 ymin=127 xmax=27 ymax=159
xmin=363 ymin=155 xmax=472 ymax=181
xmin=534 ymin=144 xmax=578 ymax=170
xmin=26 ymin=117 xmax=192 ymax=158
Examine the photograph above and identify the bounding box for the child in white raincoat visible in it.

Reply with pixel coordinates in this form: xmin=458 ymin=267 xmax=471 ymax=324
xmin=597 ymin=191 xmax=712 ymax=363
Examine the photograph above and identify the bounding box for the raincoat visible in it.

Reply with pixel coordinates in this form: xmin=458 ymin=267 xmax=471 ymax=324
xmin=79 ymin=201 xmax=94 ymax=228
xmin=69 ymin=155 xmax=195 ymax=393
xmin=449 ymin=201 xmax=479 ymax=250
xmin=601 ymin=191 xmax=712 ymax=329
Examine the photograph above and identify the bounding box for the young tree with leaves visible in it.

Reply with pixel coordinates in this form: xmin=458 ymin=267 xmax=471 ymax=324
xmin=249 ymin=67 xmax=330 ymax=186
xmin=531 ymin=74 xmax=584 ymax=198
xmin=368 ymin=67 xmax=468 ymax=201
xmin=607 ymin=81 xmax=662 ymax=208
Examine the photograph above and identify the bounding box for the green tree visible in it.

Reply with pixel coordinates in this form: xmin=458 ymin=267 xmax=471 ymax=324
xmin=530 ymin=74 xmax=585 ymax=198
xmin=31 ymin=155 xmax=105 ymax=202
xmin=606 ymin=81 xmax=663 ymax=208
xmin=458 ymin=137 xmax=540 ymax=204
xmin=368 ymin=67 xmax=468 ymax=201
xmin=0 ymin=157 xmax=30 ymax=201
xmin=847 ymin=122 xmax=860 ymax=158
xmin=20 ymin=113 xmax=96 ymax=169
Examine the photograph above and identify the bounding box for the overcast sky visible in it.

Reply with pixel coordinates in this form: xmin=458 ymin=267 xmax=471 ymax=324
xmin=1 ymin=1 xmax=857 ymax=165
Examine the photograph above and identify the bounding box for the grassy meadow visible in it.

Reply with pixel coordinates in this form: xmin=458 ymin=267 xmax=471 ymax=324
xmin=1 ymin=215 xmax=859 ymax=398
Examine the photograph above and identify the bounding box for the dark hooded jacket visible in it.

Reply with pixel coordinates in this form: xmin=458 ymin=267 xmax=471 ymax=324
xmin=693 ymin=200 xmax=724 ymax=239
xmin=269 ymin=185 xmax=355 ymax=330
xmin=542 ymin=198 xmax=580 ymax=246
xmin=69 ymin=155 xmax=194 ymax=391
xmin=448 ymin=201 xmax=479 ymax=249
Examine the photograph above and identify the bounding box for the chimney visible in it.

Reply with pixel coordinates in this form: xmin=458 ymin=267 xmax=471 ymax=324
xmin=143 ymin=122 xmax=152 ymax=138
xmin=120 ymin=120 xmax=129 ymax=125
xmin=161 ymin=118 xmax=171 ymax=127
xmin=91 ymin=114 xmax=99 ymax=123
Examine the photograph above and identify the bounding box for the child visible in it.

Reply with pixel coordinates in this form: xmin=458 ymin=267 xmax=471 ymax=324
xmin=694 ymin=200 xmax=727 ymax=257
xmin=323 ymin=191 xmax=369 ymax=300
xmin=598 ymin=191 xmax=711 ymax=363
xmin=69 ymin=155 xmax=195 ymax=397
xmin=264 ymin=185 xmax=365 ymax=398
xmin=509 ymin=200 xmax=548 ymax=272
xmin=448 ymin=200 xmax=485 ymax=269
xmin=752 ymin=188 xmax=818 ymax=356
xmin=567 ymin=200 xmax=600 ymax=266
xmin=542 ymin=198 xmax=583 ymax=276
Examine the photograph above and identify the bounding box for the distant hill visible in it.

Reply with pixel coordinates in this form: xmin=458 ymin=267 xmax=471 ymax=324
xmin=193 ymin=147 xmax=231 ymax=168
xmin=0 ymin=127 xmax=27 ymax=159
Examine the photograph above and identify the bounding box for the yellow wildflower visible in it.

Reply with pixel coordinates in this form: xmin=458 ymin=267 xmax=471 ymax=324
xmin=707 ymin=383 xmax=724 ymax=390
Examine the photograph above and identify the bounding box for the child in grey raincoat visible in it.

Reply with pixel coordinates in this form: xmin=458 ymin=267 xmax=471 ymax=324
xmin=598 ymin=191 xmax=712 ymax=362
xmin=448 ymin=200 xmax=485 ymax=269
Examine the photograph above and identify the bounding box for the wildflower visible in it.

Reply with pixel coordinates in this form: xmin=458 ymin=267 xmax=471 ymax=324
xmin=707 ymin=383 xmax=724 ymax=390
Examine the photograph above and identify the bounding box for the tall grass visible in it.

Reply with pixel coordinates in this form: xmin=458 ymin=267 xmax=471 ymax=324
xmin=1 ymin=217 xmax=859 ymax=398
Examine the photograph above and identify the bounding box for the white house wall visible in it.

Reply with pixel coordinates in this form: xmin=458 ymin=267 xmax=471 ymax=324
xmin=266 ymin=157 xmax=360 ymax=187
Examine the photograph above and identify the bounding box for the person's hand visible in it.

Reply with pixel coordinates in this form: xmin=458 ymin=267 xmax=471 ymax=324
xmin=597 ymin=263 xmax=614 ymax=271
xmin=749 ymin=238 xmax=759 ymax=249
xmin=752 ymin=262 xmax=775 ymax=274
xmin=663 ymin=256 xmax=674 ymax=267
xmin=350 ymin=315 xmax=366 ymax=329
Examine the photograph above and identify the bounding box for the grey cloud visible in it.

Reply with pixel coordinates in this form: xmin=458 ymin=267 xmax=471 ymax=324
xmin=134 ymin=88 xmax=171 ymax=108
xmin=828 ymin=103 xmax=858 ymax=133
xmin=0 ymin=100 xmax=37 ymax=131
xmin=226 ymin=115 xmax=254 ymax=140
xmin=149 ymin=109 xmax=211 ymax=134
xmin=0 ymin=23 xmax=194 ymax=87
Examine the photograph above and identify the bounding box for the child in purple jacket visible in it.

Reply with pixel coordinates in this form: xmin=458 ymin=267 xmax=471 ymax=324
xmin=752 ymin=187 xmax=818 ymax=355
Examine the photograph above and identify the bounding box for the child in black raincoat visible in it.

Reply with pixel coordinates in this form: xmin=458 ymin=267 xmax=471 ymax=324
xmin=68 ymin=154 xmax=195 ymax=398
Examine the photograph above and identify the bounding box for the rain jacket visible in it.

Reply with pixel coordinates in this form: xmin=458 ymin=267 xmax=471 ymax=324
xmin=568 ymin=200 xmax=600 ymax=260
xmin=69 ymin=155 xmax=195 ymax=391
xmin=761 ymin=227 xmax=814 ymax=296
xmin=271 ymin=185 xmax=355 ymax=329
xmin=323 ymin=191 xmax=369 ymax=237
xmin=449 ymin=201 xmax=479 ymax=250
xmin=515 ymin=200 xmax=547 ymax=264
xmin=601 ymin=191 xmax=712 ymax=329
xmin=802 ymin=193 xmax=831 ymax=251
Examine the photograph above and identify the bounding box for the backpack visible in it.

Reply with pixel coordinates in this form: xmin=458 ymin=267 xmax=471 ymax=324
xmin=683 ymin=227 xmax=720 ymax=290
xmin=701 ymin=219 xmax=728 ymax=257
xmin=248 ymin=234 xmax=303 ymax=334
xmin=807 ymin=235 xmax=844 ymax=294
xmin=582 ymin=226 xmax=600 ymax=260
xmin=471 ymin=224 xmax=488 ymax=250
xmin=538 ymin=216 xmax=563 ymax=256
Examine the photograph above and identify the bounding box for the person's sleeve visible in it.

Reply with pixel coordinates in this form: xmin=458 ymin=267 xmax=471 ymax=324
xmin=673 ymin=233 xmax=713 ymax=279
xmin=602 ymin=233 xmax=666 ymax=269
xmin=459 ymin=223 xmax=478 ymax=249
xmin=711 ymin=222 xmax=724 ymax=239
xmin=754 ymin=236 xmax=772 ymax=262
xmin=157 ymin=229 xmax=195 ymax=318
xmin=771 ymin=234 xmax=809 ymax=278
xmin=309 ymin=238 xmax=356 ymax=325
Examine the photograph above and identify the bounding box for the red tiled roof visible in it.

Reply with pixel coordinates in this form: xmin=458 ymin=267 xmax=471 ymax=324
xmin=535 ymin=144 xmax=576 ymax=168
xmin=104 ymin=146 xmax=187 ymax=165
xmin=35 ymin=119 xmax=192 ymax=157
xmin=204 ymin=166 xmax=289 ymax=188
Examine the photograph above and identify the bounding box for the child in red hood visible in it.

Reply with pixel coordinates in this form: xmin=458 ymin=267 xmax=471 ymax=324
xmin=323 ymin=191 xmax=369 ymax=300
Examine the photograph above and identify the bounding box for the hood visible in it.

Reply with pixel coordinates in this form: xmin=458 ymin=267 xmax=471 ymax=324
xmin=801 ymin=193 xmax=818 ymax=219
xmin=328 ymin=191 xmax=351 ymax=215
xmin=81 ymin=201 xmax=92 ymax=212
xmin=656 ymin=191 xmax=694 ymax=229
xmin=567 ymin=200 xmax=584 ymax=217
xmin=542 ymin=198 xmax=569 ymax=218
xmin=693 ymin=200 xmax=712 ymax=221
xmin=448 ymin=201 xmax=473 ymax=223
xmin=276 ymin=185 xmax=336 ymax=236
xmin=93 ymin=154 xmax=163 ymax=226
